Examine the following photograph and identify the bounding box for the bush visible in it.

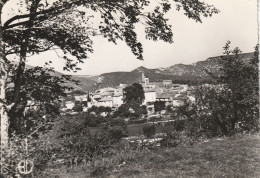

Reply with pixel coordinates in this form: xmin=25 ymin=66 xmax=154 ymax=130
xmin=172 ymin=119 xmax=186 ymax=131
xmin=37 ymin=116 xmax=121 ymax=168
xmin=101 ymin=118 xmax=128 ymax=144
xmin=160 ymin=131 xmax=182 ymax=147
xmin=84 ymin=113 xmax=108 ymax=127
xmin=113 ymin=104 xmax=131 ymax=118
xmin=142 ymin=124 xmax=156 ymax=138
xmin=88 ymin=106 xmax=112 ymax=115
xmin=113 ymin=103 xmax=147 ymax=119
xmin=0 ymin=133 xmax=55 ymax=177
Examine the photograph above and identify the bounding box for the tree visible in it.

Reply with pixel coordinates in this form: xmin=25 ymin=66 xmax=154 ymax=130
xmin=196 ymin=42 xmax=259 ymax=135
xmin=222 ymin=43 xmax=258 ymax=131
xmin=135 ymin=105 xmax=147 ymax=117
xmin=154 ymin=101 xmax=166 ymax=112
xmin=101 ymin=118 xmax=128 ymax=143
xmin=8 ymin=66 xmax=71 ymax=136
xmin=0 ymin=0 xmax=219 ymax=149
xmin=216 ymin=42 xmax=259 ymax=131
xmin=123 ymin=83 xmax=145 ymax=105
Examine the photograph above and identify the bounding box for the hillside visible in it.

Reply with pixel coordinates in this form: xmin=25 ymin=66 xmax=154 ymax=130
xmin=46 ymin=134 xmax=260 ymax=177
xmin=71 ymin=52 xmax=254 ymax=91
xmin=70 ymin=75 xmax=98 ymax=91
xmin=157 ymin=52 xmax=254 ymax=77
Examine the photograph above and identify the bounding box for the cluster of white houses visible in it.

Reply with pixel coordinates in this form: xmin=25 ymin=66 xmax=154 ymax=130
xmin=64 ymin=73 xmax=195 ymax=112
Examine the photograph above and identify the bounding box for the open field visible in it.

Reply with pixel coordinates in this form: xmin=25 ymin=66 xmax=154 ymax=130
xmin=44 ymin=133 xmax=260 ymax=177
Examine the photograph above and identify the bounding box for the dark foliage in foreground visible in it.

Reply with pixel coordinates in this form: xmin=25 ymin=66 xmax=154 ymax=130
xmin=198 ymin=43 xmax=259 ymax=135
xmin=143 ymin=124 xmax=156 ymax=138
xmin=36 ymin=116 xmax=128 ymax=167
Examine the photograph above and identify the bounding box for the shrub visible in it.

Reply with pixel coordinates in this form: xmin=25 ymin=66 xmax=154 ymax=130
xmin=37 ymin=116 xmax=120 ymax=168
xmin=160 ymin=131 xmax=182 ymax=147
xmin=113 ymin=103 xmax=147 ymax=119
xmin=0 ymin=133 xmax=55 ymax=177
xmin=172 ymin=119 xmax=186 ymax=131
xmin=101 ymin=118 xmax=128 ymax=144
xmin=84 ymin=113 xmax=108 ymax=127
xmin=113 ymin=104 xmax=131 ymax=118
xmin=88 ymin=106 xmax=112 ymax=114
xmin=142 ymin=124 xmax=156 ymax=138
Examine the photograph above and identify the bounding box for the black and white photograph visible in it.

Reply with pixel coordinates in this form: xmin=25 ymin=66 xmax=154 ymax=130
xmin=0 ymin=0 xmax=259 ymax=177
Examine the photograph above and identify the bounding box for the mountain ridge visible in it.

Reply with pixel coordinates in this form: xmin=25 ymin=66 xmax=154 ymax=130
xmin=68 ymin=52 xmax=254 ymax=91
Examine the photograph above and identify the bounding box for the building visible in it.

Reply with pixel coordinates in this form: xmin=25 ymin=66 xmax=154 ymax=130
xmin=113 ymin=93 xmax=124 ymax=107
xmin=75 ymin=94 xmax=88 ymax=101
xmin=82 ymin=73 xmax=190 ymax=112
xmin=97 ymin=98 xmax=113 ymax=107
xmin=163 ymin=80 xmax=172 ymax=87
xmin=143 ymin=89 xmax=156 ymax=104
xmin=172 ymin=99 xmax=184 ymax=107
xmin=64 ymin=101 xmax=74 ymax=110
xmin=156 ymin=93 xmax=173 ymax=106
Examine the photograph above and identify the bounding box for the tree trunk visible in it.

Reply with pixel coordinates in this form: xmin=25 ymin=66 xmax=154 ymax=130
xmin=0 ymin=105 xmax=9 ymax=148
xmin=216 ymin=113 xmax=229 ymax=136
xmin=9 ymin=0 xmax=41 ymax=128
xmin=0 ymin=46 xmax=10 ymax=149
xmin=0 ymin=3 xmax=9 ymax=149
xmin=230 ymin=102 xmax=239 ymax=131
xmin=0 ymin=4 xmax=11 ymax=175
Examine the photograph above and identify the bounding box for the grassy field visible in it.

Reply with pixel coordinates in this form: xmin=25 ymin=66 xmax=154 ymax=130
xmin=44 ymin=133 xmax=260 ymax=177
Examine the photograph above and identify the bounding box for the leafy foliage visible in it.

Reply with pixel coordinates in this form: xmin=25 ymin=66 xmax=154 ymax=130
xmin=196 ymin=42 xmax=259 ymax=135
xmin=154 ymin=101 xmax=166 ymax=112
xmin=3 ymin=0 xmax=219 ymax=65
xmin=101 ymin=118 xmax=128 ymax=143
xmin=165 ymin=43 xmax=259 ymax=140
xmin=0 ymin=0 xmax=220 ymax=175
xmin=142 ymin=124 xmax=156 ymax=137
xmin=135 ymin=105 xmax=147 ymax=117
xmin=88 ymin=106 xmax=112 ymax=114
xmin=33 ymin=115 xmax=128 ymax=168
xmin=7 ymin=66 xmax=72 ymax=136
xmin=123 ymin=83 xmax=145 ymax=105
xmin=113 ymin=102 xmax=146 ymax=119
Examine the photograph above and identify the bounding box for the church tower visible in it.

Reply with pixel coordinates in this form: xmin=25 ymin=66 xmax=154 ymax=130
xmin=141 ymin=72 xmax=149 ymax=85
xmin=141 ymin=72 xmax=145 ymax=83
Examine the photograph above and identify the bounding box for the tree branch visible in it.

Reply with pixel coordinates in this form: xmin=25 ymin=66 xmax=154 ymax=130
xmin=3 ymin=0 xmax=78 ymax=29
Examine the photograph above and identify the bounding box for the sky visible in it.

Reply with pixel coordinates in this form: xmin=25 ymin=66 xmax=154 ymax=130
xmin=13 ymin=0 xmax=259 ymax=75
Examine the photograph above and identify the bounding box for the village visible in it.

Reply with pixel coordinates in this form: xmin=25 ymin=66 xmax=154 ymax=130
xmin=62 ymin=73 xmax=195 ymax=115
xmin=0 ymin=0 xmax=258 ymax=177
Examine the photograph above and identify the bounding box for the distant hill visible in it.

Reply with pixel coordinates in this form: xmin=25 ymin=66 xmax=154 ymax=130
xmin=24 ymin=66 xmax=98 ymax=92
xmin=158 ymin=52 xmax=254 ymax=77
xmin=69 ymin=75 xmax=98 ymax=92
xmin=68 ymin=52 xmax=254 ymax=91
